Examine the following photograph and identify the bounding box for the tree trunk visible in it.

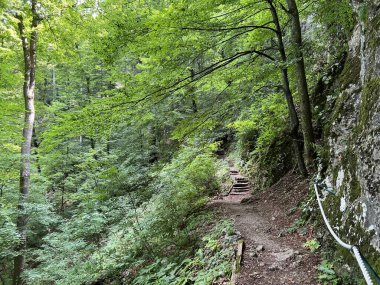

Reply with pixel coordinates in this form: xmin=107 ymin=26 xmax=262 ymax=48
xmin=13 ymin=2 xmax=38 ymax=284
xmin=268 ymin=0 xmax=308 ymax=176
xmin=285 ymin=0 xmax=315 ymax=167
xmin=32 ymin=127 xmax=41 ymax=173
xmin=190 ymin=69 xmax=198 ymax=113
xmin=52 ymin=65 xmax=57 ymax=99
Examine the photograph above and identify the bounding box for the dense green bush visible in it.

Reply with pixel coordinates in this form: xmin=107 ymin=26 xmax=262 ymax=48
xmin=230 ymin=92 xmax=293 ymax=190
xmin=25 ymin=143 xmax=232 ymax=285
xmin=131 ymin=220 xmax=234 ymax=285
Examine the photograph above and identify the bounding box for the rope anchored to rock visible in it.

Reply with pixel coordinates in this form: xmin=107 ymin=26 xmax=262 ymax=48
xmin=314 ymin=181 xmax=380 ymax=285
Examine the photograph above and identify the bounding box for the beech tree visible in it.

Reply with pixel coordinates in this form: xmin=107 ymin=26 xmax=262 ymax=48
xmin=285 ymin=0 xmax=315 ymax=167
xmin=267 ymin=0 xmax=307 ymax=176
xmin=12 ymin=0 xmax=40 ymax=283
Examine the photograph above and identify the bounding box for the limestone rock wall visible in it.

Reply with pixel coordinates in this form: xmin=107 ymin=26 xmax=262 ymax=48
xmin=322 ymin=0 xmax=380 ymax=266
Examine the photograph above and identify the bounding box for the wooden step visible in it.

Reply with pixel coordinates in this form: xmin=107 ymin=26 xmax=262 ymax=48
xmin=233 ymin=183 xmax=249 ymax=187
xmin=233 ymin=189 xmax=249 ymax=193
xmin=235 ymin=177 xmax=248 ymax=181
xmin=233 ymin=185 xmax=250 ymax=189
xmin=235 ymin=180 xmax=248 ymax=184
xmin=233 ymin=190 xmax=250 ymax=194
xmin=230 ymin=191 xmax=250 ymax=195
xmin=232 ymin=188 xmax=251 ymax=192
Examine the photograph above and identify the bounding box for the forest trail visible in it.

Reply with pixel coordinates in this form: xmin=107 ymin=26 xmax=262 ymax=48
xmin=211 ymin=166 xmax=321 ymax=285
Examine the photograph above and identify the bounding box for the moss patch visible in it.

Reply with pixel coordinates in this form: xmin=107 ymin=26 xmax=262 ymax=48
xmin=358 ymin=4 xmax=369 ymax=25
xmin=339 ymin=56 xmax=361 ymax=90
xmin=349 ymin=177 xmax=361 ymax=202
xmin=324 ymin=193 xmax=343 ymax=225
xmin=341 ymin=148 xmax=361 ymax=202
xmin=245 ymin=133 xmax=294 ymax=191
xmin=357 ymin=79 xmax=380 ymax=133
xmin=324 ymin=56 xmax=361 ymax=136
xmin=367 ymin=13 xmax=380 ymax=50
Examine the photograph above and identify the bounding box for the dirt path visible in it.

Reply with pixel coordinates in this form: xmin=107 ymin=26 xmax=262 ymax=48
xmin=212 ymin=169 xmax=321 ymax=285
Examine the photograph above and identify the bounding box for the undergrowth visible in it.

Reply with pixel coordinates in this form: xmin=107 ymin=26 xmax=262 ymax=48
xmin=131 ymin=220 xmax=235 ymax=284
xmin=25 ymin=143 xmax=236 ymax=285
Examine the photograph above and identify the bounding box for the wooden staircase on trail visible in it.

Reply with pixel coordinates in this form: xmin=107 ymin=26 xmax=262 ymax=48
xmin=229 ymin=168 xmax=250 ymax=195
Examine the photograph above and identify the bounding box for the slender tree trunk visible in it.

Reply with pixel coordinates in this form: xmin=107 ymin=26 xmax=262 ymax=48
xmin=190 ymin=69 xmax=198 ymax=113
xmin=285 ymin=0 xmax=315 ymax=167
xmin=13 ymin=2 xmax=39 ymax=284
xmin=106 ymin=140 xmax=111 ymax=155
xmin=192 ymin=99 xmax=197 ymax=113
xmin=86 ymin=75 xmax=91 ymax=96
xmin=268 ymin=0 xmax=307 ymax=176
xmin=90 ymin=138 xmax=98 ymax=160
xmin=32 ymin=127 xmax=41 ymax=173
xmin=43 ymin=77 xmax=49 ymax=104
xmin=90 ymin=138 xmax=95 ymax=149
xmin=52 ymin=65 xmax=57 ymax=99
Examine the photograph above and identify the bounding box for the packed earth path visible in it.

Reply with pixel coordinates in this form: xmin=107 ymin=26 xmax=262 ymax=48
xmin=211 ymin=164 xmax=321 ymax=285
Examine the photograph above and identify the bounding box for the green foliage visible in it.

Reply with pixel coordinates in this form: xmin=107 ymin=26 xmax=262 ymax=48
xmin=287 ymin=217 xmax=306 ymax=234
xmin=230 ymin=91 xmax=288 ymax=159
xmin=131 ymin=220 xmax=234 ymax=285
xmin=318 ymin=260 xmax=340 ymax=285
xmin=303 ymin=239 xmax=321 ymax=252
xmin=25 ymin=144 xmax=224 ymax=284
xmin=229 ymin=91 xmax=292 ymax=189
xmin=302 ymin=0 xmax=354 ymax=83
xmin=0 ymin=200 xmax=19 ymax=258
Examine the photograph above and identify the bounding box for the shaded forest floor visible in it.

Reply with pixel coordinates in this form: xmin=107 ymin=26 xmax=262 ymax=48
xmin=211 ymin=170 xmax=321 ymax=284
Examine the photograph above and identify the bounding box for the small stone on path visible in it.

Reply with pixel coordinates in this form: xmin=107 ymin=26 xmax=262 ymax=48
xmin=256 ymin=245 xmax=265 ymax=252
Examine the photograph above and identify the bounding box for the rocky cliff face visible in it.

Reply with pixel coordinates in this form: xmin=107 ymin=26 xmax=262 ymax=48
xmin=322 ymin=0 xmax=380 ymax=270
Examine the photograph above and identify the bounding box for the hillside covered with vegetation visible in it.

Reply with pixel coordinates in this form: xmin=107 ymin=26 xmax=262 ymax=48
xmin=1 ymin=0 xmax=379 ymax=284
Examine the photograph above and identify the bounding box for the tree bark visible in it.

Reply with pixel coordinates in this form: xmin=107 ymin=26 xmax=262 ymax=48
xmin=285 ymin=0 xmax=315 ymax=167
xmin=13 ymin=1 xmax=39 ymax=284
xmin=52 ymin=65 xmax=57 ymax=99
xmin=190 ymin=69 xmax=198 ymax=113
xmin=268 ymin=0 xmax=307 ymax=176
xmin=32 ymin=127 xmax=41 ymax=174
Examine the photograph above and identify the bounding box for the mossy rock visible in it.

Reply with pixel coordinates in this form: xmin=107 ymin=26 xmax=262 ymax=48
xmin=324 ymin=193 xmax=343 ymax=224
xmin=356 ymin=78 xmax=380 ymax=134
xmin=246 ymin=133 xmax=294 ymax=191
xmin=346 ymin=238 xmax=379 ymax=284
xmin=366 ymin=11 xmax=380 ymax=50
xmin=358 ymin=4 xmax=369 ymax=24
xmin=323 ymin=55 xmax=361 ymax=137
xmin=334 ymin=205 xmax=380 ymax=283
xmin=339 ymin=56 xmax=361 ymax=91
xmin=340 ymin=148 xmax=361 ymax=202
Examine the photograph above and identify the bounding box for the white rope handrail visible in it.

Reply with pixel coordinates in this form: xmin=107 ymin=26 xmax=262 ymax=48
xmin=314 ymin=182 xmax=374 ymax=285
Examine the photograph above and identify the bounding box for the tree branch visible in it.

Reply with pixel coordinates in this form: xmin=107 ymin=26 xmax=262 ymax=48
xmin=107 ymin=47 xmax=275 ymax=111
xmin=29 ymin=0 xmax=39 ymax=90
xmin=279 ymin=2 xmax=290 ymax=13
xmin=15 ymin=15 xmax=30 ymax=88
xmin=180 ymin=21 xmax=277 ymax=34
xmin=207 ymin=3 xmax=257 ymax=20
